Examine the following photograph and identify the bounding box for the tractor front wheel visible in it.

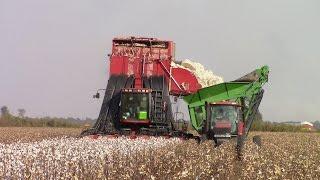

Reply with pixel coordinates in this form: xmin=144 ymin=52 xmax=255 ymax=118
xmin=253 ymin=135 xmax=262 ymax=146
xmin=236 ymin=135 xmax=244 ymax=160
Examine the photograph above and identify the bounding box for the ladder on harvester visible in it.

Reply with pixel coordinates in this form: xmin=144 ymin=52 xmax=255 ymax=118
xmin=152 ymin=90 xmax=165 ymax=124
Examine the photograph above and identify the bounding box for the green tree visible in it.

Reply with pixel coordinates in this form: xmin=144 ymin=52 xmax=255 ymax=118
xmin=18 ymin=109 xmax=26 ymax=118
xmin=254 ymin=110 xmax=263 ymax=122
xmin=313 ymin=121 xmax=320 ymax=130
xmin=251 ymin=110 xmax=263 ymax=131
xmin=1 ymin=106 xmax=10 ymax=118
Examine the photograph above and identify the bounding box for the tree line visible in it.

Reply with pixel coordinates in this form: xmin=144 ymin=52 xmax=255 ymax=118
xmin=0 ymin=106 xmax=95 ymax=128
xmin=251 ymin=111 xmax=320 ymax=132
xmin=1 ymin=105 xmax=319 ymax=132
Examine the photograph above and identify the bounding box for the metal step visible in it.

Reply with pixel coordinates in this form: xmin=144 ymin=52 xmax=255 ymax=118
xmin=152 ymin=90 xmax=165 ymax=123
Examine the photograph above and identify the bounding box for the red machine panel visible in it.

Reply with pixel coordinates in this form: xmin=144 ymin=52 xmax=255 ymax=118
xmin=108 ymin=37 xmax=201 ymax=95
xmin=170 ymin=68 xmax=201 ymax=95
xmin=109 ymin=37 xmax=174 ymax=77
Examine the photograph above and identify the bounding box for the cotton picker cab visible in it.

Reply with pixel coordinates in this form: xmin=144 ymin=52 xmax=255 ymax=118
xmin=120 ymin=88 xmax=151 ymax=126
xmin=184 ymin=66 xmax=269 ymax=155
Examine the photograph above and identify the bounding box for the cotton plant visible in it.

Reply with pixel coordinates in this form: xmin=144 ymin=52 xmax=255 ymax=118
xmin=0 ymin=136 xmax=181 ymax=179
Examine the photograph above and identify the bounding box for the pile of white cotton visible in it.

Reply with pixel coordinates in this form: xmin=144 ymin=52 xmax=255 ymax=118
xmin=172 ymin=59 xmax=223 ymax=88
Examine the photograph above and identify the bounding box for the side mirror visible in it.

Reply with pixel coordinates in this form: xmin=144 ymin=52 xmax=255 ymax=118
xmin=93 ymin=92 xmax=100 ymax=99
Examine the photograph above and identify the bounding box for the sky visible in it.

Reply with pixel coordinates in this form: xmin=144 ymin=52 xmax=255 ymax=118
xmin=0 ymin=0 xmax=319 ymax=122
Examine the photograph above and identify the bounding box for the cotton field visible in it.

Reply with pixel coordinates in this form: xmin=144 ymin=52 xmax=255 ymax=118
xmin=0 ymin=127 xmax=81 ymax=144
xmin=0 ymin=135 xmax=180 ymax=179
xmin=0 ymin=128 xmax=320 ymax=179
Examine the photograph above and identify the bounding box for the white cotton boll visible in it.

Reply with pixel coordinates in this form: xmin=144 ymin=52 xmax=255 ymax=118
xmin=172 ymin=59 xmax=224 ymax=88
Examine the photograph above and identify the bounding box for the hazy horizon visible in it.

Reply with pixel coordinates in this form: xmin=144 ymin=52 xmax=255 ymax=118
xmin=1 ymin=0 xmax=319 ymax=122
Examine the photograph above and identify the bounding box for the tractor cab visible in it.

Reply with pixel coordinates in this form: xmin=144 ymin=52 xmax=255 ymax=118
xmin=206 ymin=101 xmax=244 ymax=139
xmin=120 ymin=88 xmax=151 ymax=125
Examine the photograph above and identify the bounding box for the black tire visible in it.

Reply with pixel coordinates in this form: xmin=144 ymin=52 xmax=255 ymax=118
xmin=236 ymin=135 xmax=244 ymax=160
xmin=79 ymin=128 xmax=95 ymax=137
xmin=215 ymin=139 xmax=225 ymax=147
xmin=253 ymin=135 xmax=262 ymax=146
xmin=198 ymin=134 xmax=207 ymax=144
